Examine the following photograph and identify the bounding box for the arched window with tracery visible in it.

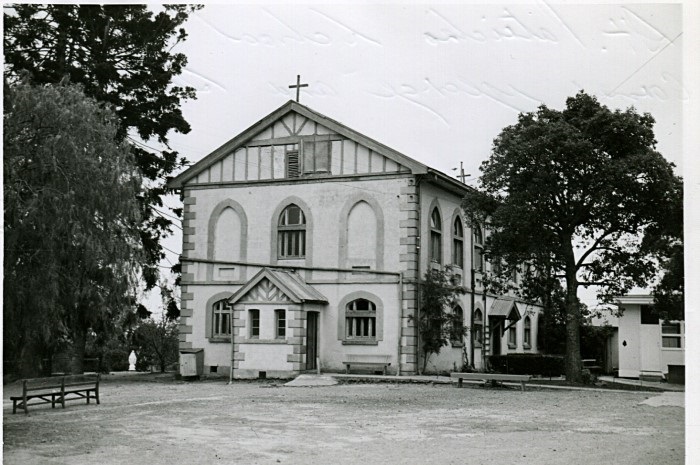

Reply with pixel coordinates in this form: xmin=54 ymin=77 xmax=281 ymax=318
xmin=524 ymin=316 xmax=532 ymax=349
xmin=453 ymin=217 xmax=464 ymax=268
xmin=473 ymin=309 xmax=483 ymax=347
xmin=451 ymin=305 xmax=464 ymax=345
xmin=345 ymin=298 xmax=377 ymax=341
xmin=430 ymin=208 xmax=442 ymax=264
xmin=473 ymin=224 xmax=484 ymax=271
xmin=278 ymin=204 xmax=306 ymax=258
xmin=212 ymin=300 xmax=231 ymax=337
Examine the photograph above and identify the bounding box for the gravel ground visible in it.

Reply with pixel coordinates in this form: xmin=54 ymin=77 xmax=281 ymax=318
xmin=2 ymin=374 xmax=685 ymax=465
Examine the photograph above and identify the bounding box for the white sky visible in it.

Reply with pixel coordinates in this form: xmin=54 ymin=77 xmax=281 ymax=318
xmin=153 ymin=1 xmax=689 ymax=310
xmin=167 ymin=2 xmax=684 ymax=181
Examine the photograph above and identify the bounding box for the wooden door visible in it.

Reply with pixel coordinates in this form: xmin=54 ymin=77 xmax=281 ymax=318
xmin=491 ymin=320 xmax=502 ymax=356
xmin=306 ymin=312 xmax=318 ymax=370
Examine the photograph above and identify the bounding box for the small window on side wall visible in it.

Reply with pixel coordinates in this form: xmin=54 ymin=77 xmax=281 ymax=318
xmin=662 ymin=322 xmax=682 ymax=348
xmin=275 ymin=309 xmax=286 ymax=339
xmin=249 ymin=309 xmax=260 ymax=339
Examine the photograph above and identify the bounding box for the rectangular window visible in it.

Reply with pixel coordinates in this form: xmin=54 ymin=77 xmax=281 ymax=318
xmin=473 ymin=246 xmax=483 ymax=271
xmin=430 ymin=231 xmax=442 ymax=263
xmin=279 ymin=230 xmax=306 ymax=258
xmin=662 ymin=322 xmax=682 ymax=348
xmin=249 ymin=309 xmax=260 ymax=339
xmin=275 ymin=309 xmax=286 ymax=339
xmin=302 ymin=140 xmax=330 ymax=173
xmin=524 ymin=326 xmax=531 ymax=347
xmin=346 ymin=316 xmax=376 ymax=339
xmin=473 ymin=325 xmax=483 ymax=348
xmin=453 ymin=239 xmax=464 ymax=268
xmin=216 ymin=312 xmax=231 ymax=336
xmin=508 ymin=325 xmax=516 ymax=348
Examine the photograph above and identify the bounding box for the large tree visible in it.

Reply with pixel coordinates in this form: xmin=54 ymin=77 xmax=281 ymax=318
xmin=4 ymin=4 xmax=201 ymax=289
xmin=463 ymin=92 xmax=682 ymax=382
xmin=4 ymin=81 xmax=144 ymax=376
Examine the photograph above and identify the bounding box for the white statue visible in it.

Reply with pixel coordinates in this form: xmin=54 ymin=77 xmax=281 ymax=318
xmin=128 ymin=350 xmax=137 ymax=371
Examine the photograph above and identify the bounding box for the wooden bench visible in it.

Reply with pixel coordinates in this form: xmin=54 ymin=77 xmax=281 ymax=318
xmin=342 ymin=355 xmax=392 ymax=375
xmin=451 ymin=372 xmax=531 ymax=391
xmin=11 ymin=374 xmax=100 ymax=415
xmin=582 ymin=359 xmax=602 ymax=375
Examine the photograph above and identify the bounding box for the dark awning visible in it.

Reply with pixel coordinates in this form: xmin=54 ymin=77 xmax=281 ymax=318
xmin=489 ymin=297 xmax=522 ymax=321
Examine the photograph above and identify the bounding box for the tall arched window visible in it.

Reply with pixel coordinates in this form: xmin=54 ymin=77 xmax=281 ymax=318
xmin=453 ymin=217 xmax=464 ymax=268
xmin=523 ymin=316 xmax=532 ymax=349
xmin=278 ymin=204 xmax=306 ymax=258
xmin=473 ymin=224 xmax=484 ymax=271
xmin=430 ymin=208 xmax=442 ymax=264
xmin=345 ymin=298 xmax=377 ymax=341
xmin=473 ymin=309 xmax=483 ymax=347
xmin=212 ymin=300 xmax=231 ymax=337
xmin=451 ymin=306 xmax=464 ymax=345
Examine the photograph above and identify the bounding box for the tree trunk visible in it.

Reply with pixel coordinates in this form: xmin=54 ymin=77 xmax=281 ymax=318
xmin=19 ymin=340 xmax=42 ymax=378
xmin=564 ymin=245 xmax=582 ymax=383
xmin=71 ymin=325 xmax=87 ymax=375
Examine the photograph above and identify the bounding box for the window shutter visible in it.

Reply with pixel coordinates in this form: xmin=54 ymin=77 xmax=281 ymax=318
xmin=286 ymin=150 xmax=299 ymax=178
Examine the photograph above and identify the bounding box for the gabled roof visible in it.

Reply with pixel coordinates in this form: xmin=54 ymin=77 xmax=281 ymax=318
xmin=228 ymin=267 xmax=327 ymax=305
xmin=168 ymin=100 xmax=431 ymax=189
xmin=489 ymin=297 xmax=522 ymax=321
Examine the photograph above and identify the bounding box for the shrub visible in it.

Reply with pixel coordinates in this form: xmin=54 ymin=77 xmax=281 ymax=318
xmin=488 ymin=353 xmax=564 ymax=377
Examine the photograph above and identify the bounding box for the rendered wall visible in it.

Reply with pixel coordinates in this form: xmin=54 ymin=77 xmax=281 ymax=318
xmin=178 ymin=176 xmax=409 ymax=376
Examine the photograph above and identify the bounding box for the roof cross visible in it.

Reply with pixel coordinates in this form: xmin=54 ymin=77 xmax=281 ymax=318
xmin=288 ymin=75 xmax=309 ymax=102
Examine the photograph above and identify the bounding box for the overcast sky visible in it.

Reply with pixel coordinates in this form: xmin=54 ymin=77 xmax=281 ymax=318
xmin=166 ymin=2 xmax=684 ymax=178
xmin=150 ymin=1 xmax=689 ymax=312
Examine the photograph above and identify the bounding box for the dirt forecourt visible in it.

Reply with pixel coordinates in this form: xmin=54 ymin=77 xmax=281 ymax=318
xmin=3 ymin=374 xmax=684 ymax=465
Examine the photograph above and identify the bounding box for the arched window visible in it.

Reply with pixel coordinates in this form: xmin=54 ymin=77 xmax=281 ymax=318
xmin=453 ymin=218 xmax=464 ymax=268
xmin=473 ymin=224 xmax=484 ymax=271
xmin=278 ymin=204 xmax=306 ymax=258
xmin=430 ymin=208 xmax=442 ymax=264
xmin=212 ymin=300 xmax=231 ymax=337
xmin=451 ymin=306 xmax=464 ymax=345
xmin=345 ymin=298 xmax=377 ymax=341
xmin=523 ymin=316 xmax=532 ymax=349
xmin=473 ymin=309 xmax=483 ymax=348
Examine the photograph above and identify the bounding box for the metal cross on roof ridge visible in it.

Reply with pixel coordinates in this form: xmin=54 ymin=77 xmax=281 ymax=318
xmin=289 ymin=75 xmax=309 ymax=102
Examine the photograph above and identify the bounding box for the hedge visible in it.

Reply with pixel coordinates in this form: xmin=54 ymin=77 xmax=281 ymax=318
xmin=488 ymin=354 xmax=564 ymax=377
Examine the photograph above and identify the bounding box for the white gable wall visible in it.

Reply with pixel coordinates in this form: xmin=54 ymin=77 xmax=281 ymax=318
xmin=180 ymin=176 xmax=409 ymax=375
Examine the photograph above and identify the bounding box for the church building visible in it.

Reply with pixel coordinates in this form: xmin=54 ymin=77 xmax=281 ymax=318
xmin=168 ymin=98 xmax=542 ymax=378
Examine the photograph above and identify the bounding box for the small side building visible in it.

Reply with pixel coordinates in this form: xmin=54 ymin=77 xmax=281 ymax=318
xmin=615 ymin=294 xmax=685 ymax=382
